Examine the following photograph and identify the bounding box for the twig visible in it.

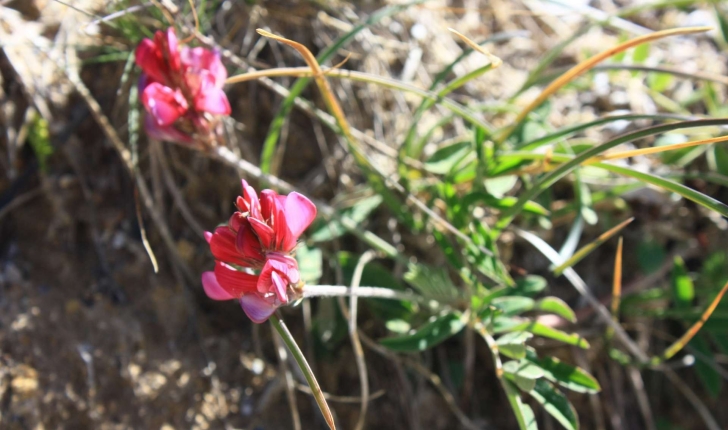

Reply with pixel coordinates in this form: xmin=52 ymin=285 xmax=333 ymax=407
xmin=153 ymin=142 xmax=206 ymax=238
xmin=337 ymin=250 xmax=376 ymax=430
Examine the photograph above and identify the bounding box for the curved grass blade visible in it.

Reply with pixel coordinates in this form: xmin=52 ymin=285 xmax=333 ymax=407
xmin=527 ymin=63 xmax=728 ymax=92
xmin=553 ymin=217 xmax=634 ymax=276
xmin=652 ymin=280 xmax=728 ymax=365
xmin=518 ymin=113 xmax=693 ymax=151
xmin=596 ymin=163 xmax=728 ymax=218
xmin=258 ymin=0 xmax=428 ymax=173
xmin=494 ymin=118 xmax=728 ymax=234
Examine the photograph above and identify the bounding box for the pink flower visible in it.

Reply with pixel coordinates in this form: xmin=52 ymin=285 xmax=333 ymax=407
xmin=202 ymin=180 xmax=317 ymax=323
xmin=135 ymin=27 xmax=231 ymax=148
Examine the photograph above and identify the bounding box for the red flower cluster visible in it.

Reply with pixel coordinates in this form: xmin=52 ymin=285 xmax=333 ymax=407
xmin=202 ymin=180 xmax=317 ymax=323
xmin=135 ymin=28 xmax=231 ymax=147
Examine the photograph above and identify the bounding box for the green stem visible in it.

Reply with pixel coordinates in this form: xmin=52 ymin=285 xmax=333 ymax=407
xmin=269 ymin=314 xmax=336 ymax=430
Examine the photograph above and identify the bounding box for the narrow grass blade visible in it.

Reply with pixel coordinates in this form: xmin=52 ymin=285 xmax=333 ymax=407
xmin=518 ymin=113 xmax=691 ymax=152
xmin=553 ymin=218 xmax=633 ymax=276
xmin=270 ymin=314 xmax=335 ymax=430
xmin=494 ymin=118 xmax=728 ymax=234
xmin=652 ymin=280 xmax=728 ymax=365
xmin=596 ymin=163 xmax=728 ymax=218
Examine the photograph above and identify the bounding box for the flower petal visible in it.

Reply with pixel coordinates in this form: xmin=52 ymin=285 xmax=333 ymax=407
xmin=283 ymin=192 xmax=317 ymax=250
xmin=194 ymin=73 xmax=231 ymax=115
xmin=134 ymin=39 xmax=167 ymax=83
xmin=257 ymin=254 xmax=298 ymax=300
xmin=241 ymin=180 xmax=261 ymax=219
xmin=235 ymin=221 xmax=264 ymax=263
xmin=141 ymin=83 xmax=188 ymax=126
xmin=180 ymin=46 xmax=227 ymax=87
xmin=210 ymin=226 xmax=252 ymax=267
xmin=201 ymin=271 xmax=235 ymax=300
xmin=271 ymin=271 xmax=288 ymax=303
xmin=157 ymin=27 xmax=181 ymax=72
xmin=248 ymin=217 xmax=275 ymax=249
xmin=239 ymin=294 xmax=278 ymax=323
xmin=214 ymin=261 xmax=259 ymax=298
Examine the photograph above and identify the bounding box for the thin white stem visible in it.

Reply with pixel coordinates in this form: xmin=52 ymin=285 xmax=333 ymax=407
xmin=301 ymin=285 xmax=429 ymax=306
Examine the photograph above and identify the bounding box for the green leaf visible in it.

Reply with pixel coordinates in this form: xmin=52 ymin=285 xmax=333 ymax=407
xmin=484 ymin=175 xmax=518 ymax=198
xmin=513 ymin=275 xmax=548 ymax=297
xmin=424 ymin=141 xmax=473 ymax=174
xmin=637 ymin=239 xmax=667 ymax=275
xmin=498 ymin=322 xmax=589 ymax=349
xmin=671 ymin=256 xmax=694 ymax=309
xmin=497 ymin=332 xmax=534 ymax=359
xmin=526 ymin=350 xmax=601 ymax=393
xmin=379 ymin=312 xmax=465 ymax=352
xmin=528 ymin=379 xmax=579 ymax=430
xmin=463 ymin=192 xmax=550 ymax=216
xmin=28 ymin=115 xmax=53 ymax=173
xmin=503 ymin=379 xmax=539 ymax=430
xmin=404 ymin=263 xmax=461 ymax=302
xmin=310 ymin=195 xmax=383 ymax=242
xmin=713 ymin=144 xmax=728 ymax=176
xmin=385 ymin=319 xmax=411 ymax=334
xmin=504 ymin=359 xmax=545 ymax=380
xmin=295 ymin=243 xmax=322 ymax=284
xmin=535 ymin=297 xmax=577 ymax=322
xmin=492 ymin=296 xmax=536 ymax=316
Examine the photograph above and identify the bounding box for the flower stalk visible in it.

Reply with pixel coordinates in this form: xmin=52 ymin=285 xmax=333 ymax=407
xmin=270 ymin=314 xmax=335 ymax=430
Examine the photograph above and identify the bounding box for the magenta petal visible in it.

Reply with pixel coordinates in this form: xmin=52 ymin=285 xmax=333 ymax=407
xmin=283 ymin=192 xmax=317 ymax=249
xmin=214 ymin=262 xmax=259 ymax=297
xmin=201 ymin=271 xmax=235 ymax=300
xmin=271 ymin=271 xmax=288 ymax=303
xmin=240 ymin=294 xmax=278 ymax=323
xmin=135 ymin=39 xmax=167 ymax=83
xmin=141 ymin=83 xmax=188 ymax=126
xmin=195 ymin=76 xmax=231 ymax=115
xmin=248 ymin=217 xmax=275 ymax=249
xmin=204 ymin=231 xmax=213 ymax=243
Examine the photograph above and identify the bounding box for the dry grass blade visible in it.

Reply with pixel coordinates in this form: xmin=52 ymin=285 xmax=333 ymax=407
xmin=611 ymin=237 xmax=624 ymax=319
xmin=553 ymin=218 xmax=633 ymax=276
xmin=653 ymin=280 xmax=728 ymax=364
xmin=500 ymin=26 xmax=712 ymax=142
xmin=590 ymin=135 xmax=728 ymax=163
xmin=447 ymin=28 xmax=502 ymax=68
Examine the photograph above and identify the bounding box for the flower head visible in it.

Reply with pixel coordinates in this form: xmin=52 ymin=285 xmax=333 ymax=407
xmin=135 ymin=27 xmax=231 ymax=148
xmin=202 ymin=180 xmax=317 ymax=323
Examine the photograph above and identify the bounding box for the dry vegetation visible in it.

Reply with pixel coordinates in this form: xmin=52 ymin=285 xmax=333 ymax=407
xmin=2 ymin=1 xmax=728 ymax=429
